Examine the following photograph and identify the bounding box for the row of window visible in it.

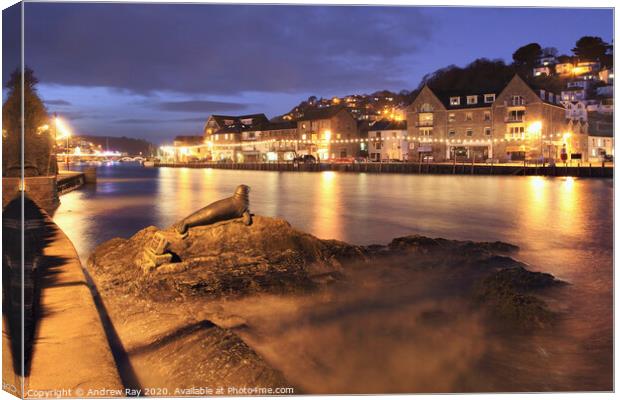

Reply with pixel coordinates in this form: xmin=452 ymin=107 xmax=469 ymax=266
xmin=448 ymin=111 xmax=492 ymax=122
xmin=448 ymin=127 xmax=492 ymax=136
xmin=421 ymin=127 xmax=492 ymax=136
xmin=449 ymin=94 xmax=496 ymax=106
xmin=418 ymin=110 xmax=493 ymax=125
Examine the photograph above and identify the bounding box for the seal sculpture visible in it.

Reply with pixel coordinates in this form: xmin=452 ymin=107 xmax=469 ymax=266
xmin=175 ymin=184 xmax=252 ymax=235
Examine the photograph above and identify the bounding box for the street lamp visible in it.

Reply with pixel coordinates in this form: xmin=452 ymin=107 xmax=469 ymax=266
xmin=54 ymin=116 xmax=72 ymax=164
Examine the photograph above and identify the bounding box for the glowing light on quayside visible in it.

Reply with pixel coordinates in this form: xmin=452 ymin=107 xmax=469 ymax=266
xmin=527 ymin=121 xmax=542 ymax=136
xmin=54 ymin=117 xmax=72 ymax=140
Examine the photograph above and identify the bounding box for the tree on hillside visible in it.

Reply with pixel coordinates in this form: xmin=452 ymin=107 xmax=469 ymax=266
xmin=556 ymin=54 xmax=574 ymax=63
xmin=541 ymin=47 xmax=558 ymax=58
xmin=572 ymin=36 xmax=610 ymax=61
xmin=529 ymin=74 xmax=565 ymax=94
xmin=419 ymin=59 xmax=516 ymax=93
xmin=2 ymin=67 xmax=57 ymax=177
xmin=512 ymin=43 xmax=542 ymax=67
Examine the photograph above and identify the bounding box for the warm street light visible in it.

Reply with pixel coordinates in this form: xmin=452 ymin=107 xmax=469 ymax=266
xmin=527 ymin=121 xmax=542 ymax=136
xmin=54 ymin=117 xmax=72 ymax=140
xmin=54 ymin=116 xmax=73 ymax=164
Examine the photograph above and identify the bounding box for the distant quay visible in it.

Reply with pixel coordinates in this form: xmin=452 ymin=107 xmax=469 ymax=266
xmin=155 ymin=161 xmax=613 ymax=178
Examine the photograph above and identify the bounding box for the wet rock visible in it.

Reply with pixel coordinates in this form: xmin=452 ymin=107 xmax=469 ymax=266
xmin=474 ymin=266 xmax=564 ymax=330
xmin=88 ymin=213 xmax=565 ymax=390
xmin=89 ymin=216 xmax=366 ymax=301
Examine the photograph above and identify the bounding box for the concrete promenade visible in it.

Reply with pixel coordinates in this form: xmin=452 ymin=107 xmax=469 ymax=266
xmin=156 ymin=161 xmax=613 ymax=178
xmin=2 ymin=210 xmax=123 ymax=398
xmin=27 ymin=215 xmax=122 ymax=397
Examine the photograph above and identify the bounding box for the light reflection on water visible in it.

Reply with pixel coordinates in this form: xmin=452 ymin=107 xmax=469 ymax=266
xmin=52 ymin=163 xmax=612 ymax=390
xmin=53 ymin=163 xmax=612 ymax=287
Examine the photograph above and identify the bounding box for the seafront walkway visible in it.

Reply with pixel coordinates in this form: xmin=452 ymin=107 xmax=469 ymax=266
xmin=2 ymin=196 xmax=122 ymax=398
xmin=155 ymin=161 xmax=613 ymax=178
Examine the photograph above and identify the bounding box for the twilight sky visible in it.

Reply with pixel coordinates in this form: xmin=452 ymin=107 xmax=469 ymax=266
xmin=2 ymin=3 xmax=613 ymax=143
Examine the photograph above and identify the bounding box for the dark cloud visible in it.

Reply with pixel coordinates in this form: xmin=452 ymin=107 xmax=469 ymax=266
xmin=156 ymin=100 xmax=248 ymax=113
xmin=44 ymin=99 xmax=72 ymax=106
xmin=20 ymin=4 xmax=435 ymax=95
xmin=2 ymin=3 xmax=21 ymax=86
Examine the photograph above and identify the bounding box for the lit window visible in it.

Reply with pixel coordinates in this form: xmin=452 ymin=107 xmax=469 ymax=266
xmin=450 ymin=97 xmax=460 ymax=106
xmin=467 ymin=96 xmax=477 ymax=105
xmin=484 ymin=94 xmax=495 ymax=103
xmin=420 ymin=128 xmax=433 ymax=136
xmin=484 ymin=111 xmax=491 ymax=121
xmin=420 ymin=103 xmax=434 ymax=112
xmin=465 ymin=112 xmax=473 ymax=121
xmin=511 ymin=95 xmax=525 ymax=106
xmin=448 ymin=113 xmax=456 ymax=123
xmin=418 ymin=113 xmax=433 ymax=126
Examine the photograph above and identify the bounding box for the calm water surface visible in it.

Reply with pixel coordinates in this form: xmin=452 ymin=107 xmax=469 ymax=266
xmin=53 ymin=163 xmax=613 ymax=391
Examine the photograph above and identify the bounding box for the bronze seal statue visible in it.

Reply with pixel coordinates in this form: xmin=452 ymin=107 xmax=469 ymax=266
xmin=174 ymin=184 xmax=252 ymax=235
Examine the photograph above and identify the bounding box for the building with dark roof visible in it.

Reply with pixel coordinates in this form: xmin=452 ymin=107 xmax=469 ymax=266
xmin=296 ymin=106 xmax=360 ymax=160
xmin=367 ymin=119 xmax=408 ymax=161
xmin=407 ymin=74 xmax=586 ymax=162
xmin=239 ymin=120 xmax=299 ymax=162
xmin=587 ymin=112 xmax=613 ymax=161
xmin=203 ymin=113 xmax=270 ymax=161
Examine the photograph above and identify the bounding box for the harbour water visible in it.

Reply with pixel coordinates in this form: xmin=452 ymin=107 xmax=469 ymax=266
xmin=53 ymin=163 xmax=613 ymax=392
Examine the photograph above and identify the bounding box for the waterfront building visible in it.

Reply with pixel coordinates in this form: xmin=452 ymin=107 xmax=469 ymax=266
xmin=587 ymin=112 xmax=614 ymax=161
xmin=172 ymin=135 xmax=208 ymax=162
xmin=367 ymin=119 xmax=408 ymax=161
xmin=240 ymin=121 xmax=298 ymax=162
xmin=296 ymin=106 xmax=360 ymax=160
xmin=203 ymin=114 xmax=269 ymax=162
xmin=406 ymin=83 xmax=499 ymax=162
xmin=407 ymin=74 xmax=580 ymax=162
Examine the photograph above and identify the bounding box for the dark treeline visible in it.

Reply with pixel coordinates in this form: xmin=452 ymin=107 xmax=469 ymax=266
xmin=290 ymin=35 xmax=614 ymax=115
xmin=79 ymin=135 xmax=155 ymax=156
xmin=418 ymin=36 xmax=613 ymax=95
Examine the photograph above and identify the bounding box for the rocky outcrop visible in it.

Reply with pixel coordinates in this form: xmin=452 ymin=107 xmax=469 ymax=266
xmin=89 ymin=216 xmax=365 ymax=302
xmin=87 ymin=215 xmax=565 ymax=392
xmin=89 ymin=215 xmax=563 ymax=321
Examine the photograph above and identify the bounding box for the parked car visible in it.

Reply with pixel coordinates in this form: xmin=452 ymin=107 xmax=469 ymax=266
xmin=293 ymin=154 xmax=316 ymax=164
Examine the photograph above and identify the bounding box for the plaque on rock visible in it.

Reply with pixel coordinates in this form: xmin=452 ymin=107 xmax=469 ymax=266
xmin=140 ymin=231 xmax=173 ymax=273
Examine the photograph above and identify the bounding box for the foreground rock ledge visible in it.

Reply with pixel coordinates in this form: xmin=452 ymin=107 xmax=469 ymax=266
xmin=88 ymin=215 xmax=565 ymax=391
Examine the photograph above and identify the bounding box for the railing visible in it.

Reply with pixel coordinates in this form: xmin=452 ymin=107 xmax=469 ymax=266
xmin=505 ymin=116 xmax=525 ymax=123
xmin=507 ymin=100 xmax=527 ymax=107
xmin=415 ymin=121 xmax=434 ymax=127
xmin=153 ymin=161 xmax=613 ymax=178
